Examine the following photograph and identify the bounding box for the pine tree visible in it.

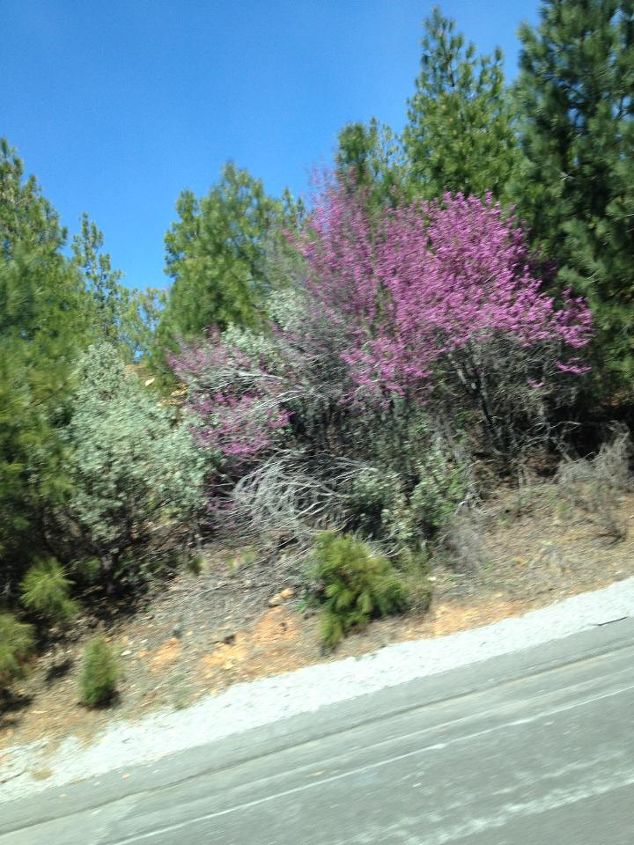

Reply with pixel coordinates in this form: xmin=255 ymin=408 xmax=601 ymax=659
xmin=0 ymin=140 xmax=88 ymax=596
xmin=160 ymin=163 xmax=283 ymax=345
xmin=0 ymin=138 xmax=65 ymax=257
xmin=335 ymin=118 xmax=407 ymax=207
xmin=121 ymin=287 xmax=167 ymax=361
xmin=70 ymin=213 xmax=160 ymax=361
xmin=514 ymin=0 xmax=634 ymax=380
xmin=71 ymin=213 xmax=125 ymax=345
xmin=403 ymin=7 xmax=520 ymax=201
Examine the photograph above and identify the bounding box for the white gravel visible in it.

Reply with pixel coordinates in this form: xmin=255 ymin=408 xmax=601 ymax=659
xmin=2 ymin=576 xmax=634 ymax=803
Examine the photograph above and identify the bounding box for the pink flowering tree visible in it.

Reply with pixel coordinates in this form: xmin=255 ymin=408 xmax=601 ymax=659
xmin=296 ymin=183 xmax=592 ymax=456
xmin=169 ymin=331 xmax=291 ymax=487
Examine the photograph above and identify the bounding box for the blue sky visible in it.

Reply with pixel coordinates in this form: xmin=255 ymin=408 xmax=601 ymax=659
xmin=2 ymin=1 xmax=540 ymax=290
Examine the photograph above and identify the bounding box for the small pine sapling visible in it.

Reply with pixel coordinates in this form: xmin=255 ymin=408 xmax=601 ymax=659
xmin=79 ymin=637 xmax=120 ymax=707
xmin=311 ymin=532 xmax=410 ymax=651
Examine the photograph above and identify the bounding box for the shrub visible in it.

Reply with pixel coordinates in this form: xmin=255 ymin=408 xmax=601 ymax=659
xmin=169 ymin=330 xmax=291 ymax=484
xmin=79 ymin=637 xmax=119 ymax=707
xmin=408 ymin=448 xmax=471 ymax=535
xmin=296 ymin=182 xmax=592 ymax=460
xmin=20 ymin=558 xmax=78 ymax=623
xmin=170 ymin=178 xmax=593 ymax=555
xmin=346 ymin=438 xmax=471 ymax=551
xmin=59 ymin=344 xmax=207 ymax=592
xmin=0 ymin=613 xmax=35 ymax=686
xmin=396 ymin=546 xmax=433 ymax=613
xmin=556 ymin=427 xmax=632 ymax=542
xmin=346 ymin=467 xmax=404 ymax=540
xmin=440 ymin=507 xmax=488 ymax=573
xmin=310 ymin=532 xmax=410 ymax=651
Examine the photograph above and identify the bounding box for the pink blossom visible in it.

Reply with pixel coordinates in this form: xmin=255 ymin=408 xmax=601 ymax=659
xmin=295 ymin=184 xmax=592 ymax=400
xmin=169 ymin=335 xmax=290 ymax=479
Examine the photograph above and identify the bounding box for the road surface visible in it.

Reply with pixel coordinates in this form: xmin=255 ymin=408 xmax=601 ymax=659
xmin=1 ymin=618 xmax=633 ymax=844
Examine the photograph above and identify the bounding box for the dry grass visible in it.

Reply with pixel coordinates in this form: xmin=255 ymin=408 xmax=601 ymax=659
xmin=556 ymin=427 xmax=632 ymax=543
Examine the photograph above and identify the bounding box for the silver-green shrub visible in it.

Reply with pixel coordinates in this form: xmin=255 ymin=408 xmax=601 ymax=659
xmin=60 ymin=344 xmax=206 ymax=591
xmin=346 ymin=443 xmax=471 ymax=552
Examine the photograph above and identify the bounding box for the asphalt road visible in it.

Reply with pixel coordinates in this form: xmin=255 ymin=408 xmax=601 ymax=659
xmin=2 ymin=618 xmax=633 ymax=845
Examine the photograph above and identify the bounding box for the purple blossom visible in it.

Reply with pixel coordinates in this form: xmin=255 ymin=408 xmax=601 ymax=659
xmin=169 ymin=335 xmax=291 ymax=480
xmin=295 ymin=184 xmax=592 ymax=400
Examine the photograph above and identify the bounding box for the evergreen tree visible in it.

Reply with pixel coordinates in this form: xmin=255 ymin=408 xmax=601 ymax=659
xmin=71 ymin=213 xmax=125 ymax=345
xmin=70 ymin=213 xmax=161 ymax=361
xmin=160 ymin=163 xmax=283 ymax=346
xmin=121 ymin=287 xmax=167 ymax=362
xmin=514 ymin=0 xmax=634 ymax=380
xmin=0 ymin=140 xmax=88 ymax=595
xmin=336 ymin=118 xmax=408 ymax=207
xmin=0 ymin=138 xmax=65 ymax=257
xmin=403 ymin=7 xmax=520 ymax=201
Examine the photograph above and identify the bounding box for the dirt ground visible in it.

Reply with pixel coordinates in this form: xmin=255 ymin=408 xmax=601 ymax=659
xmin=1 ymin=481 xmax=633 ymax=772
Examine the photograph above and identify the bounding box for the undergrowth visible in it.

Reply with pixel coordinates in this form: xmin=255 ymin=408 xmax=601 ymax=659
xmin=79 ymin=637 xmax=120 ymax=707
xmin=309 ymin=532 xmax=411 ymax=652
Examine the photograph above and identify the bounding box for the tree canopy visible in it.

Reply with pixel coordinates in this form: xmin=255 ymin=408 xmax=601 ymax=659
xmin=403 ymin=7 xmax=520 ymax=201
xmin=160 ymin=163 xmax=284 ymax=343
xmin=514 ymin=0 xmax=634 ymax=378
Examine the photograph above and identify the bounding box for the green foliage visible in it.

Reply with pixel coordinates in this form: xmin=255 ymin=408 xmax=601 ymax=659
xmin=346 ymin=411 xmax=471 ymax=551
xmin=71 ymin=216 xmax=166 ymax=362
xmin=0 ymin=1 xmax=631 ymax=665
xmin=310 ymin=532 xmax=410 ymax=651
xmin=71 ymin=214 xmax=125 ymax=343
xmin=59 ymin=343 xmax=206 ymax=591
xmin=0 ymin=139 xmax=91 ymax=598
xmin=513 ymin=0 xmax=634 ymax=381
xmin=397 ymin=547 xmax=433 ymax=614
xmin=347 ymin=456 xmax=468 ymax=551
xmin=79 ymin=637 xmax=119 ymax=707
xmin=347 ymin=468 xmax=403 ymax=541
xmin=0 ymin=138 xmax=65 ymax=258
xmin=409 ymin=448 xmax=470 ymax=535
xmin=155 ymin=163 xmax=286 ymax=372
xmin=336 ymin=119 xmax=408 ymax=207
xmin=0 ymin=613 xmax=34 ymax=686
xmin=20 ymin=559 xmax=78 ymax=623
xmin=121 ymin=287 xmax=167 ymax=361
xmin=403 ymin=7 xmax=520 ymax=200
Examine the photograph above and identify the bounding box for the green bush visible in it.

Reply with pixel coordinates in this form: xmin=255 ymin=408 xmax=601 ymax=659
xmin=347 ymin=468 xmax=403 ymax=540
xmin=20 ymin=558 xmax=78 ymax=623
xmin=0 ymin=613 xmax=35 ymax=686
xmin=310 ymin=532 xmax=410 ymax=652
xmin=347 ymin=445 xmax=470 ymax=552
xmin=0 ymin=140 xmax=91 ymax=608
xmin=408 ymin=449 xmax=470 ymax=535
xmin=59 ymin=344 xmax=207 ymax=592
xmin=79 ymin=637 xmax=119 ymax=707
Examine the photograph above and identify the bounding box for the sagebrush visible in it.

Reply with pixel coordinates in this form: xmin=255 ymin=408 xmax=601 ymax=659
xmin=58 ymin=344 xmax=207 ymax=592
